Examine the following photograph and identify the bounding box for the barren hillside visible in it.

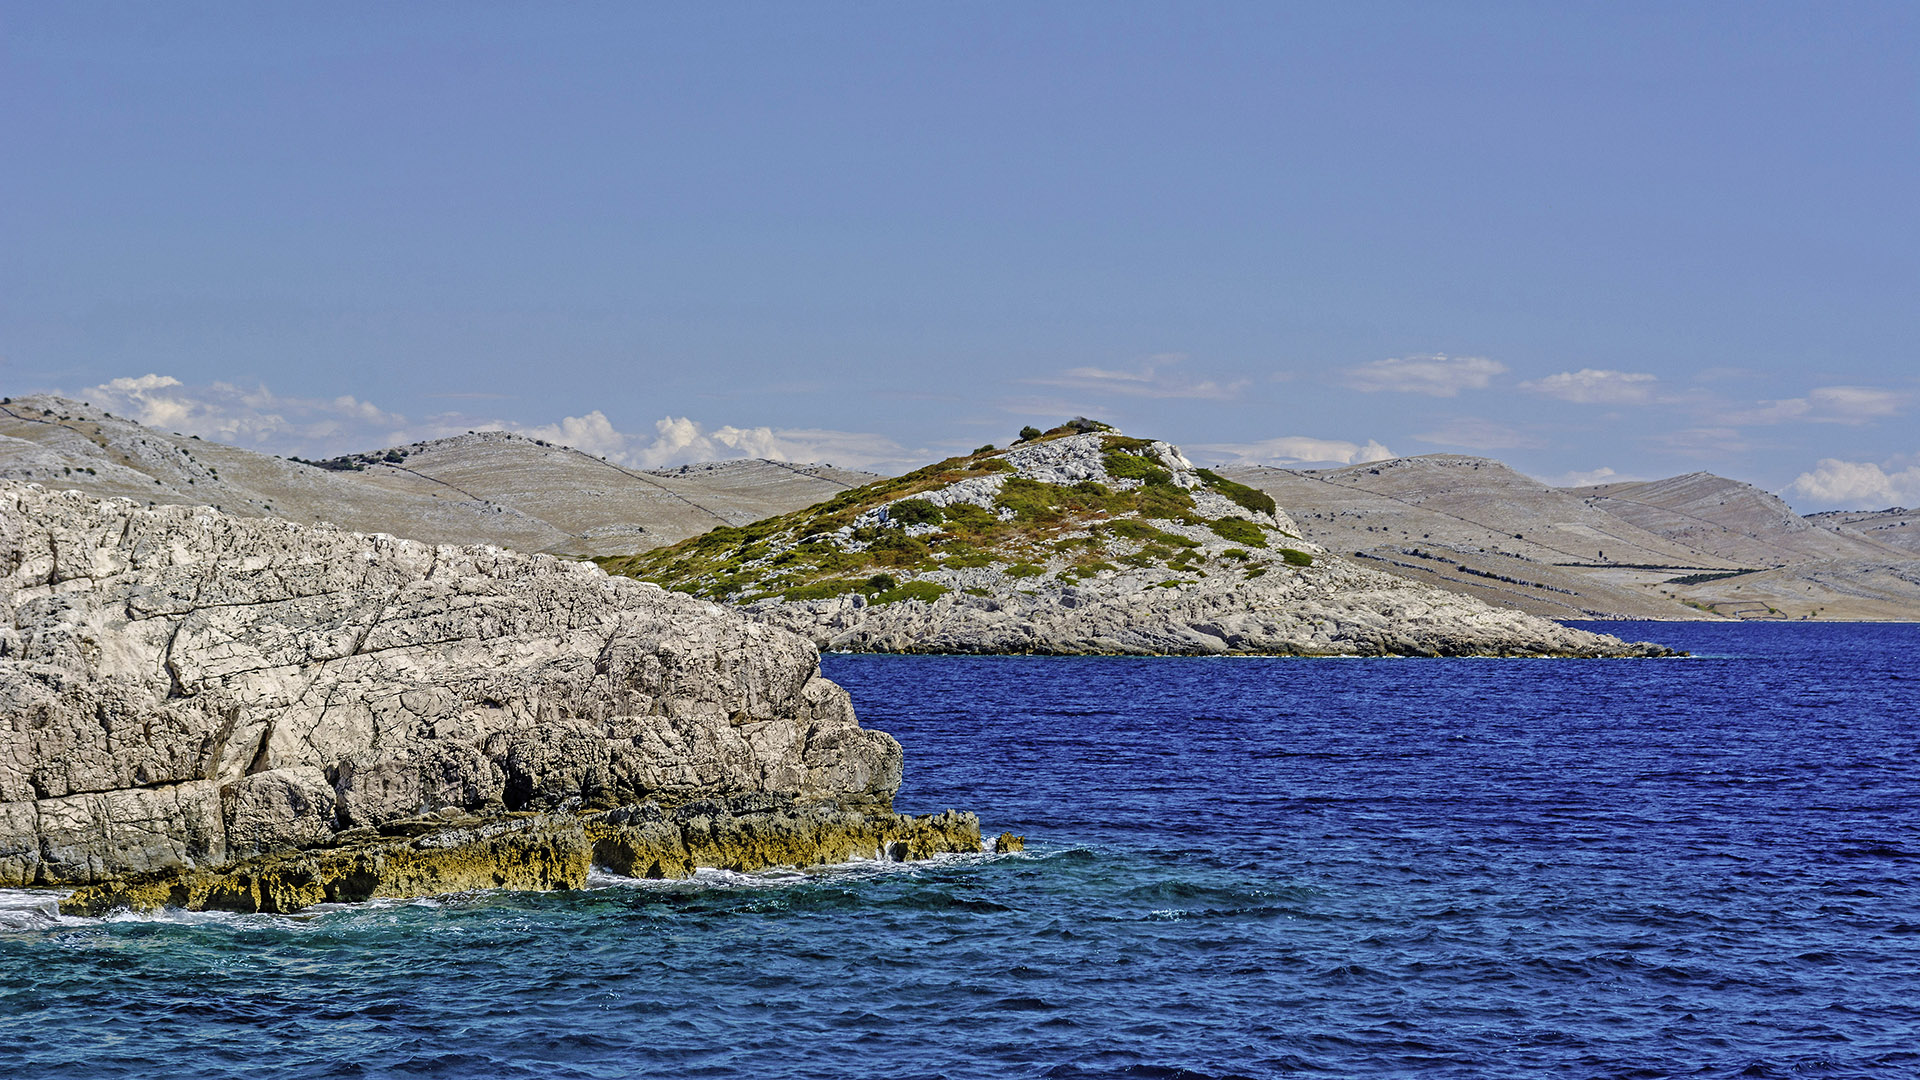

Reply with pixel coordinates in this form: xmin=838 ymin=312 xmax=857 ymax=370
xmin=0 ymin=395 xmax=874 ymax=555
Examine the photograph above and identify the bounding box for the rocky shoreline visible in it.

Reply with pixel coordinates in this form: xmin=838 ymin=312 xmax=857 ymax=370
xmin=3 ymin=480 xmax=996 ymax=913
xmin=60 ymin=796 xmax=1010 ymax=915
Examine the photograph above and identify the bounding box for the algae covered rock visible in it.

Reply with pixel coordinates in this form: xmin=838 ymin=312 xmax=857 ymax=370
xmin=0 ymin=481 xmax=916 ymax=895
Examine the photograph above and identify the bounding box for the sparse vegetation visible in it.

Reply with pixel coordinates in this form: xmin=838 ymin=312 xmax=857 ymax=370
xmin=888 ymin=498 xmax=943 ymax=526
xmin=1194 ymin=468 xmax=1278 ymax=517
xmin=597 ymin=426 xmax=1312 ymax=605
xmin=1280 ymin=548 xmax=1314 ymax=567
xmin=1207 ymin=517 xmax=1268 ymax=548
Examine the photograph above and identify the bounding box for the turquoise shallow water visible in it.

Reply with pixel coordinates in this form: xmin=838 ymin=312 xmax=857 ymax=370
xmin=3 ymin=621 xmax=1917 ymax=1078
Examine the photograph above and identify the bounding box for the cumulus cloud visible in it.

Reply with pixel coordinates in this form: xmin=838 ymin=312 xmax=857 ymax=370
xmin=1189 ymin=436 xmax=1395 ymax=468
xmin=613 ymin=416 xmax=914 ymax=471
xmin=1786 ymin=457 xmax=1920 ymax=509
xmin=81 ymin=374 xmax=409 ymax=454
xmin=1342 ymin=354 xmax=1506 ymax=397
xmin=1518 ymin=369 xmax=1659 ymax=405
xmin=1029 ymin=354 xmax=1247 ymax=401
xmin=72 ymin=373 xmax=915 ymax=471
xmin=1412 ymin=417 xmax=1547 ymax=451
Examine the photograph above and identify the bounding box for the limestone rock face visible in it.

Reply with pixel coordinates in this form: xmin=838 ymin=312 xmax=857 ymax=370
xmin=0 ymin=481 xmax=903 ymax=887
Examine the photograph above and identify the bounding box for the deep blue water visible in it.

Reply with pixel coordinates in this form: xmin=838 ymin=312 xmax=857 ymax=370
xmin=3 ymin=622 xmax=1917 ymax=1079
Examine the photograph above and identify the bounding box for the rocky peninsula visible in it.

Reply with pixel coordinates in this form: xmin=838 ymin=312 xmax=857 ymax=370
xmin=601 ymin=422 xmax=1673 ymax=658
xmin=0 ymin=480 xmax=998 ymax=914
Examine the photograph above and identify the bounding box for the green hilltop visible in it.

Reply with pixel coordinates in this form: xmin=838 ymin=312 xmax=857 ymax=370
xmin=594 ymin=419 xmax=1313 ymax=607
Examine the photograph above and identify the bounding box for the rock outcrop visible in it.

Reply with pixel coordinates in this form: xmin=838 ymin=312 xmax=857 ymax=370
xmin=607 ymin=424 xmax=1673 ymax=657
xmin=0 ymin=480 xmax=980 ymax=911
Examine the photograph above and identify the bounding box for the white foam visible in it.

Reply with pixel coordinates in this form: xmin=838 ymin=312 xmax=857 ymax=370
xmin=582 ymin=844 xmax=1023 ymax=893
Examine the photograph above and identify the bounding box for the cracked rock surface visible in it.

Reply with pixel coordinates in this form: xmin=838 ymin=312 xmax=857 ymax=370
xmin=0 ymin=481 xmax=902 ymax=887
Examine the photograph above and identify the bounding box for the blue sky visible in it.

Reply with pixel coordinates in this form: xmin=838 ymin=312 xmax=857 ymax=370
xmin=3 ymin=2 xmax=1916 ymax=508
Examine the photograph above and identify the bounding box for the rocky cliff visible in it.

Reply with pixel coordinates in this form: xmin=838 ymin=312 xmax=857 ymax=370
xmin=603 ymin=423 xmax=1672 ymax=657
xmin=0 ymin=480 xmax=987 ymax=912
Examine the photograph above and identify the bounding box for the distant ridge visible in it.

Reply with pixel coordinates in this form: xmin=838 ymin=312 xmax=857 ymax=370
xmin=0 ymin=394 xmax=877 ymax=556
xmin=1222 ymin=454 xmax=1920 ymax=621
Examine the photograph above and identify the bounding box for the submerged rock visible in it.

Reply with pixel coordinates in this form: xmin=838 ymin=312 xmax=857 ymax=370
xmin=1 ymin=481 xmax=961 ymax=910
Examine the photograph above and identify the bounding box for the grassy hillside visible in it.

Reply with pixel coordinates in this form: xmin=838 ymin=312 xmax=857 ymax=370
xmin=595 ymin=421 xmax=1309 ymax=605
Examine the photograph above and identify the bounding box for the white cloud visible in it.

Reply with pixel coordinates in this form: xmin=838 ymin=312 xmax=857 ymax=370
xmin=1535 ymin=466 xmax=1628 ymax=488
xmin=73 ymin=373 xmax=915 ymax=471
xmin=81 ymin=374 xmax=409 ymax=454
xmin=1518 ymin=369 xmax=1658 ymax=405
xmin=1189 ymin=436 xmax=1395 ymax=468
xmin=1708 ymin=385 xmax=1906 ymax=427
xmin=1412 ymin=417 xmax=1546 ymax=451
xmin=1808 ymin=385 xmax=1905 ymax=422
xmin=1029 ymin=354 xmax=1247 ymax=401
xmin=1343 ymin=354 xmax=1506 ymax=397
xmin=1651 ymin=427 xmax=1751 ymax=455
xmin=1786 ymin=457 xmax=1920 ymax=509
xmin=611 ymin=416 xmax=913 ymax=471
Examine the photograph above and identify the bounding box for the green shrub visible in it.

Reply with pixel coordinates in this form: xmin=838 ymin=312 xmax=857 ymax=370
xmin=1103 ymin=450 xmax=1171 ymax=485
xmin=1018 ymin=425 xmax=1042 ymax=441
xmin=1194 ymin=468 xmax=1278 ymax=517
xmin=1132 ymin=482 xmax=1196 ymax=519
xmin=888 ymin=498 xmax=944 ymax=526
xmin=1280 ymin=548 xmax=1314 ymax=567
xmin=865 ymin=573 xmax=898 ymax=592
xmin=1004 ymin=562 xmax=1046 ymax=578
xmin=940 ymin=503 xmax=999 ymax=532
xmin=1246 ymin=566 xmax=1269 ymax=579
xmin=972 ymin=444 xmax=996 ymax=455
xmin=873 ymin=581 xmax=949 ymax=604
xmin=1101 ymin=519 xmax=1198 ymax=547
xmin=995 ymin=478 xmax=1062 ymax=523
xmin=1063 ymin=560 xmax=1116 ymax=581
xmin=1207 ymin=516 xmax=1269 ymax=547
xmin=781 ymin=578 xmax=868 ymax=601
xmin=940 ymin=550 xmax=995 ymax=568
xmin=866 ymin=532 xmax=930 ymax=566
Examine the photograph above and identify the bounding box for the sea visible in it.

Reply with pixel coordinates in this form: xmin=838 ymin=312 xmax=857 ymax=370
xmin=2 ymin=621 xmax=1916 ymax=1079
